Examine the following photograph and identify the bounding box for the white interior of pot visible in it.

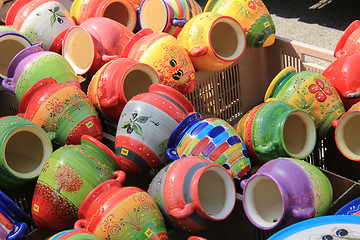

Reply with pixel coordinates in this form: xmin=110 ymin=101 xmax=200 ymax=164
xmin=139 ymin=0 xmax=167 ymax=32
xmin=283 ymin=111 xmax=316 ymax=158
xmin=244 ymin=176 xmax=283 ymax=228
xmin=103 ymin=2 xmax=134 ymax=29
xmin=336 ymin=111 xmax=360 ymax=160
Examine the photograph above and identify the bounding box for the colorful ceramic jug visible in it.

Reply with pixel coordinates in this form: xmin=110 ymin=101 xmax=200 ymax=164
xmin=47 ymin=229 xmax=102 ymax=239
xmin=121 ymin=29 xmax=197 ymax=94
xmin=74 ymin=172 xmax=169 ymax=239
xmin=0 ymin=116 xmax=53 ymax=189
xmin=87 ymin=58 xmax=160 ymax=123
xmin=2 ymin=44 xmax=80 ymax=101
xmin=177 ymin=12 xmax=246 ymax=71
xmin=18 ymin=77 xmax=102 ymax=146
xmin=265 ymin=66 xmax=345 ymax=137
xmin=241 ymin=157 xmax=333 ymax=230
xmin=204 ymin=0 xmax=275 ymax=48
xmin=235 ymin=101 xmax=316 ymax=164
xmin=70 ymin=0 xmax=137 ymax=31
xmin=138 ymin=0 xmax=202 ymax=37
xmin=334 ymin=20 xmax=360 ymax=59
xmin=62 ymin=17 xmax=135 ymax=76
xmin=31 ymin=135 xmax=122 ymax=231
xmin=166 ymin=112 xmax=251 ymax=193
xmin=115 ymin=83 xmax=194 ymax=173
xmin=148 ymin=156 xmax=236 ymax=232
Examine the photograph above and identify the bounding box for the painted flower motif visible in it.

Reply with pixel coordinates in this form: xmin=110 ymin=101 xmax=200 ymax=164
xmin=254 ymin=0 xmax=263 ymax=7
xmin=308 ymin=78 xmax=332 ymax=102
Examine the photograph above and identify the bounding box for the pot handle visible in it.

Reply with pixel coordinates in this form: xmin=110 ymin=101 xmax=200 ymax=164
xmin=100 ymin=96 xmax=120 ymax=108
xmin=113 ymin=170 xmax=126 ymax=185
xmin=46 ymin=132 xmax=56 ymax=141
xmin=74 ymin=219 xmax=89 ymax=229
xmin=166 ymin=147 xmax=180 ymax=162
xmin=169 ymin=203 xmax=195 ymax=219
xmin=7 ymin=222 xmax=28 ymax=240
xmin=291 ymin=207 xmax=315 ymax=220
xmin=256 ymin=142 xmax=277 ymax=154
xmin=188 ymin=46 xmax=208 ymax=57
xmin=172 ymin=18 xmax=187 ymax=27
xmin=2 ymin=78 xmax=15 ymax=93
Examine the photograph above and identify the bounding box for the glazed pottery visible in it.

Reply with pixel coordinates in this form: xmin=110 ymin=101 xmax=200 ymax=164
xmin=47 ymin=229 xmax=101 ymax=239
xmin=177 ymin=12 xmax=246 ymax=71
xmin=9 ymin=0 xmax=76 ymax=52
xmin=62 ymin=17 xmax=135 ymax=75
xmin=0 ymin=190 xmax=33 ymax=240
xmin=70 ymin=0 xmax=137 ymax=31
xmin=122 ymin=29 xmax=197 ymax=94
xmin=188 ymin=237 xmax=207 ymax=240
xmin=148 ymin=156 xmax=236 ymax=232
xmin=265 ymin=66 xmax=345 ymax=137
xmin=18 ymin=77 xmax=102 ymax=146
xmin=87 ymin=58 xmax=160 ymax=123
xmin=74 ymin=172 xmax=169 ymax=239
xmin=0 ymin=116 xmax=53 ymax=189
xmin=5 ymin=0 xmax=33 ymax=26
xmin=334 ymin=20 xmax=360 ymax=58
xmin=335 ymin=197 xmax=360 ymax=216
xmin=241 ymin=157 xmax=333 ymax=230
xmin=166 ymin=112 xmax=251 ymax=193
xmin=204 ymin=0 xmax=275 ymax=48
xmin=2 ymin=44 xmax=80 ymax=101
xmin=115 ymin=83 xmax=194 ymax=172
xmin=31 ymin=135 xmax=122 ymax=231
xmin=235 ymin=101 xmax=316 ymax=164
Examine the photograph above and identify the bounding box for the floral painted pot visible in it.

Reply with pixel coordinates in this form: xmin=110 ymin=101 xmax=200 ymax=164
xmin=62 ymin=17 xmax=135 ymax=76
xmin=166 ymin=112 xmax=251 ymax=193
xmin=241 ymin=157 xmax=333 ymax=230
xmin=235 ymin=101 xmax=316 ymax=164
xmin=148 ymin=156 xmax=236 ymax=232
xmin=265 ymin=66 xmax=345 ymax=137
xmin=204 ymin=0 xmax=275 ymax=48
xmin=18 ymin=77 xmax=102 ymax=146
xmin=87 ymin=58 xmax=160 ymax=123
xmin=334 ymin=20 xmax=360 ymax=59
xmin=115 ymin=83 xmax=194 ymax=173
xmin=0 ymin=116 xmax=53 ymax=189
xmin=177 ymin=12 xmax=246 ymax=71
xmin=47 ymin=229 xmax=101 ymax=239
xmin=74 ymin=173 xmax=168 ymax=239
xmin=121 ymin=29 xmax=196 ymax=94
xmin=31 ymin=135 xmax=122 ymax=231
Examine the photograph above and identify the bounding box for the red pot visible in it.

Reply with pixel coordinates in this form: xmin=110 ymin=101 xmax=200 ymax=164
xmin=334 ymin=20 xmax=360 ymax=59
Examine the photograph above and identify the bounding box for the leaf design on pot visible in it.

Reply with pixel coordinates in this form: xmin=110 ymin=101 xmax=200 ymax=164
xmin=49 ymin=6 xmax=65 ymax=26
xmin=121 ymin=111 xmax=159 ymax=137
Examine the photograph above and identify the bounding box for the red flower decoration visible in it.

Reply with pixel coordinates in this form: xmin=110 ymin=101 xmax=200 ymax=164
xmin=248 ymin=1 xmax=256 ymax=10
xmin=308 ymin=78 xmax=332 ymax=102
xmin=254 ymin=0 xmax=263 ymax=7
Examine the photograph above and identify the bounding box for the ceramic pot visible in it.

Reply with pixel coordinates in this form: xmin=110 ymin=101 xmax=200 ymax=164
xmin=334 ymin=20 xmax=360 ymax=59
xmin=166 ymin=112 xmax=251 ymax=193
xmin=9 ymin=0 xmax=76 ymax=53
xmin=115 ymin=83 xmax=194 ymax=173
xmin=62 ymin=17 xmax=135 ymax=76
xmin=265 ymin=66 xmax=345 ymax=137
xmin=87 ymin=58 xmax=160 ymax=123
xmin=5 ymin=0 xmax=33 ymax=26
xmin=74 ymin=172 xmax=168 ymax=239
xmin=138 ymin=0 xmax=202 ymax=37
xmin=188 ymin=237 xmax=207 ymax=240
xmin=235 ymin=101 xmax=316 ymax=164
xmin=335 ymin=197 xmax=360 ymax=216
xmin=31 ymin=135 xmax=122 ymax=231
xmin=177 ymin=12 xmax=246 ymax=71
xmin=204 ymin=0 xmax=275 ymax=48
xmin=18 ymin=77 xmax=102 ymax=146
xmin=241 ymin=157 xmax=333 ymax=230
xmin=148 ymin=156 xmax=236 ymax=231
xmin=47 ymin=229 xmax=101 ymax=239
xmin=70 ymin=0 xmax=137 ymax=31
xmin=0 ymin=116 xmax=53 ymax=189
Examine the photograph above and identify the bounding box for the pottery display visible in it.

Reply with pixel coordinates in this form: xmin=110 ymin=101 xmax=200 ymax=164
xmin=235 ymin=100 xmax=316 ymax=164
xmin=204 ymin=0 xmax=275 ymax=48
xmin=148 ymin=156 xmax=236 ymax=232
xmin=115 ymin=83 xmax=194 ymax=173
xmin=47 ymin=229 xmax=102 ymax=239
xmin=121 ymin=29 xmax=197 ymax=94
xmin=87 ymin=58 xmax=160 ymax=123
xmin=241 ymin=157 xmax=333 ymax=231
xmin=74 ymin=172 xmax=168 ymax=239
xmin=166 ymin=112 xmax=251 ymax=193
xmin=335 ymin=197 xmax=360 ymax=216
xmin=177 ymin=12 xmax=246 ymax=71
xmin=62 ymin=17 xmax=135 ymax=76
xmin=31 ymin=135 xmax=122 ymax=231
xmin=334 ymin=20 xmax=360 ymax=58
xmin=265 ymin=66 xmax=345 ymax=137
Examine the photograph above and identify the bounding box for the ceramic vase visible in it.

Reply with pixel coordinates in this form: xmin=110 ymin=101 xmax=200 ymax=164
xmin=62 ymin=17 xmax=135 ymax=76
xmin=87 ymin=58 xmax=160 ymax=123
xmin=265 ymin=66 xmax=345 ymax=137
xmin=47 ymin=229 xmax=101 ymax=239
xmin=241 ymin=157 xmax=333 ymax=230
xmin=334 ymin=20 xmax=360 ymax=59
xmin=235 ymin=101 xmax=316 ymax=164
xmin=115 ymin=83 xmax=194 ymax=173
xmin=166 ymin=112 xmax=251 ymax=193
xmin=177 ymin=12 xmax=246 ymax=71
xmin=18 ymin=77 xmax=102 ymax=146
xmin=74 ymin=172 xmax=168 ymax=239
xmin=204 ymin=0 xmax=275 ymax=48
xmin=148 ymin=156 xmax=236 ymax=232
xmin=0 ymin=115 xmax=53 ymax=189
xmin=31 ymin=135 xmax=122 ymax=231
